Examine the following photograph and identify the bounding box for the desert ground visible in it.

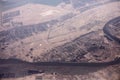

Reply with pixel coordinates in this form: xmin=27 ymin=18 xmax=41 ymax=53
xmin=0 ymin=0 xmax=120 ymax=80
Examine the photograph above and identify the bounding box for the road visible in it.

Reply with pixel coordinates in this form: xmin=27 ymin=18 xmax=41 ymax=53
xmin=0 ymin=16 xmax=120 ymax=78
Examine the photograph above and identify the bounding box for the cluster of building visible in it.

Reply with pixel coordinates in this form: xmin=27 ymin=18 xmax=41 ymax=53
xmin=63 ymin=0 xmax=114 ymax=9
xmin=0 ymin=0 xmax=117 ymax=27
xmin=0 ymin=0 xmax=69 ymax=28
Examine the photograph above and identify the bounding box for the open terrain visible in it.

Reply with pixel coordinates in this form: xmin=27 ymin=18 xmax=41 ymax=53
xmin=0 ymin=0 xmax=120 ymax=80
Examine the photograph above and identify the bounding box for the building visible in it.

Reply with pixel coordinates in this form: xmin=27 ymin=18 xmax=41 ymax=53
xmin=63 ymin=0 xmax=112 ymax=9
xmin=1 ymin=2 xmax=68 ymax=27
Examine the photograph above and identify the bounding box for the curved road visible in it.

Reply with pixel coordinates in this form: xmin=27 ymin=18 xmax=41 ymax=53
xmin=103 ymin=16 xmax=120 ymax=44
xmin=0 ymin=16 xmax=120 ymax=78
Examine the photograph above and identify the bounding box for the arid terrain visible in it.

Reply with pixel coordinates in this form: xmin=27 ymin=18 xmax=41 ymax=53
xmin=0 ymin=0 xmax=120 ymax=80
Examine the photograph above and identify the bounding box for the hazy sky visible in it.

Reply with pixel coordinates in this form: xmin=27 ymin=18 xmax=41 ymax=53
xmin=0 ymin=0 xmax=63 ymax=11
xmin=0 ymin=0 xmax=63 ymax=5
